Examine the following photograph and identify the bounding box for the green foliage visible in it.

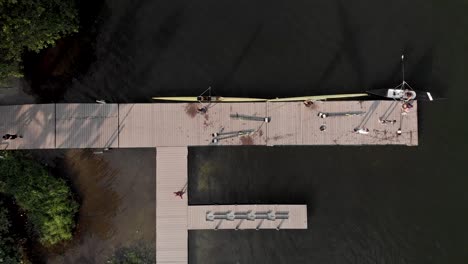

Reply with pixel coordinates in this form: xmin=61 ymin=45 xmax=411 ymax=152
xmin=0 ymin=201 xmax=22 ymax=264
xmin=0 ymin=0 xmax=79 ymax=81
xmin=0 ymin=152 xmax=78 ymax=246
xmin=107 ymin=244 xmax=155 ymax=264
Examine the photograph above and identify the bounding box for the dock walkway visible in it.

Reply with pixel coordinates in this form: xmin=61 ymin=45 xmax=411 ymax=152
xmin=156 ymin=147 xmax=188 ymax=264
xmin=155 ymin=147 xmax=307 ymax=264
xmin=0 ymin=100 xmax=418 ymax=149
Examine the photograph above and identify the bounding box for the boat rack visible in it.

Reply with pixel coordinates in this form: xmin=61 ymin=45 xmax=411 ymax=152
xmin=230 ymin=113 xmax=271 ymax=123
xmin=318 ymin=111 xmax=366 ymax=118
xmin=211 ymin=129 xmax=255 ymax=143
xmin=206 ymin=210 xmax=289 ymax=230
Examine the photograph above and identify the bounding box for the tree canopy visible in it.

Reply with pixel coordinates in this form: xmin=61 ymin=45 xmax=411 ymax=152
xmin=0 ymin=152 xmax=78 ymax=246
xmin=0 ymin=0 xmax=79 ymax=81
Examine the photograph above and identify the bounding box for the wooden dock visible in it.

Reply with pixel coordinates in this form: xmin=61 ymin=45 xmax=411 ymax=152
xmin=0 ymin=100 xmax=418 ymax=150
xmin=155 ymin=147 xmax=307 ymax=264
xmin=0 ymin=101 xmax=417 ymax=264
xmin=156 ymin=147 xmax=189 ymax=264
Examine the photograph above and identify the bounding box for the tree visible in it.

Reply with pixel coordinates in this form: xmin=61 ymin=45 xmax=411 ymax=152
xmin=0 ymin=152 xmax=79 ymax=246
xmin=0 ymin=0 xmax=79 ymax=81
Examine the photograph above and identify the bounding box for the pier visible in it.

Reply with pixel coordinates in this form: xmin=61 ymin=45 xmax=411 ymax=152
xmin=0 ymin=100 xmax=418 ymax=150
xmin=155 ymin=147 xmax=307 ymax=264
xmin=0 ymin=100 xmax=418 ymax=264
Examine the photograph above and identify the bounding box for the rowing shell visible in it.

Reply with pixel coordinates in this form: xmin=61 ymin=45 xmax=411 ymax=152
xmin=267 ymin=93 xmax=368 ymax=102
xmin=152 ymin=96 xmax=268 ymax=102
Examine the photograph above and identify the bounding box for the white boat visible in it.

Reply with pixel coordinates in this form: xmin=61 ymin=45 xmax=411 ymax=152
xmin=367 ymin=55 xmax=439 ymax=101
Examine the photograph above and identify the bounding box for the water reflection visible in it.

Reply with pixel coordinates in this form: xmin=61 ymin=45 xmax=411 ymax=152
xmin=46 ymin=149 xmax=155 ymax=263
xmin=66 ymin=150 xmax=120 ymax=240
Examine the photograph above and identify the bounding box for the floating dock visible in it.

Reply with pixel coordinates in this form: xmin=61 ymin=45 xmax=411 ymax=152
xmin=0 ymin=100 xmax=418 ymax=150
xmin=188 ymin=204 xmax=307 ymax=230
xmin=155 ymin=147 xmax=307 ymax=264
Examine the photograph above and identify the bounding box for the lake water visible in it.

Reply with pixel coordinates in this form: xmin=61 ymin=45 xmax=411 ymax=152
xmin=16 ymin=0 xmax=468 ymax=263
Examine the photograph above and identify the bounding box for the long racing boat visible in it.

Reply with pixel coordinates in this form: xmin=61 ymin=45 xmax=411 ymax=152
xmin=152 ymin=96 xmax=268 ymax=102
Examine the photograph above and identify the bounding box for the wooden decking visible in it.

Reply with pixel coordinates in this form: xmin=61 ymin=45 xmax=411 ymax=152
xmin=1 ymin=101 xmax=417 ymax=264
xmin=0 ymin=101 xmax=418 ymax=149
xmin=155 ymin=147 xmax=308 ymax=264
xmin=156 ymin=147 xmax=188 ymax=264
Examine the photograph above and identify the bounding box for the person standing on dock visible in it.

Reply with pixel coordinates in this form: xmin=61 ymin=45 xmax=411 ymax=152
xmin=174 ymin=190 xmax=185 ymax=199
xmin=401 ymin=102 xmax=413 ymax=113
xmin=2 ymin=134 xmax=22 ymax=140
xmin=197 ymin=106 xmax=208 ymax=114
xmin=174 ymin=183 xmax=187 ymax=199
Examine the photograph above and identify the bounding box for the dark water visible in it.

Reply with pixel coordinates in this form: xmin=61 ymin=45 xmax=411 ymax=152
xmin=28 ymin=0 xmax=468 ymax=263
xmin=30 ymin=149 xmax=156 ymax=263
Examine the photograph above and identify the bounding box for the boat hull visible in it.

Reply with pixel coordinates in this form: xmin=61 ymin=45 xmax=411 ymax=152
xmin=152 ymin=96 xmax=267 ymax=102
xmin=153 ymin=93 xmax=369 ymax=102
xmin=267 ymin=93 xmax=368 ymax=102
xmin=367 ymin=89 xmax=437 ymax=101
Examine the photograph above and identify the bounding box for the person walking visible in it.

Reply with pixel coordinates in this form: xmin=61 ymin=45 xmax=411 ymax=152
xmin=174 ymin=190 xmax=185 ymax=199
xmin=2 ymin=134 xmax=22 ymax=140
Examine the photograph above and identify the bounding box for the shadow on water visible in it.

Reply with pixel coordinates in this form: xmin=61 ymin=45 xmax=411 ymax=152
xmin=63 ymin=150 xmax=121 ymax=241
xmin=21 ymin=0 xmax=107 ymax=103
xmin=30 ymin=149 xmax=156 ymax=264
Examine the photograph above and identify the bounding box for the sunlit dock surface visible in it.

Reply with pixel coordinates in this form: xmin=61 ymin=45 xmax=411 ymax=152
xmin=0 ymin=101 xmax=418 ymax=150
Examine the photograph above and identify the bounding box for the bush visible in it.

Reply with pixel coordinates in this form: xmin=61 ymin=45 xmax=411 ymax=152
xmin=0 ymin=152 xmax=78 ymax=246
xmin=0 ymin=201 xmax=22 ymax=264
xmin=0 ymin=0 xmax=79 ymax=81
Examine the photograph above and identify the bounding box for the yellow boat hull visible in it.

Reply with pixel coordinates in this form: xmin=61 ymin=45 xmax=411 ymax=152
xmin=152 ymin=93 xmax=368 ymax=102
xmin=267 ymin=93 xmax=368 ymax=102
xmin=152 ymin=96 xmax=268 ymax=102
